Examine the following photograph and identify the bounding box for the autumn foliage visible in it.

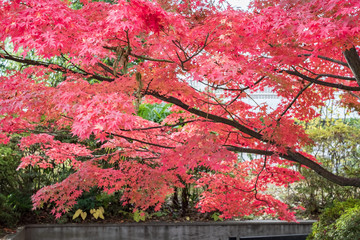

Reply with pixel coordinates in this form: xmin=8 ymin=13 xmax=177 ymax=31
xmin=1 ymin=0 xmax=360 ymax=221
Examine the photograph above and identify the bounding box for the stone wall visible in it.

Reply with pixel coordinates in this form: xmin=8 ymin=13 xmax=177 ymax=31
xmin=7 ymin=220 xmax=316 ymax=240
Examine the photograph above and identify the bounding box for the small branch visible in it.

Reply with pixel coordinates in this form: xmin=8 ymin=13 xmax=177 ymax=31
xmin=200 ymin=76 xmax=266 ymax=92
xmin=172 ymin=40 xmax=190 ymax=60
xmin=125 ymin=30 xmax=131 ymax=53
xmin=107 ymin=132 xmax=176 ymax=149
xmin=119 ymin=120 xmax=203 ymax=131
xmin=299 ymin=65 xmax=356 ymax=81
xmin=0 ymin=51 xmax=114 ymax=82
xmin=182 ymin=33 xmax=210 ymax=64
xmin=60 ymin=54 xmax=88 ymax=75
xmin=316 ymin=74 xmax=355 ymax=81
xmin=129 ymin=53 xmax=175 ymax=63
xmin=284 ymin=70 xmax=360 ymax=91
xmin=224 ymin=145 xmax=276 ymax=156
xmin=300 ymin=54 xmax=349 ymax=67
xmin=277 ymin=82 xmax=312 ymax=121
xmin=253 ymin=156 xmax=269 ymax=204
xmin=226 ymin=76 xmax=266 ymax=106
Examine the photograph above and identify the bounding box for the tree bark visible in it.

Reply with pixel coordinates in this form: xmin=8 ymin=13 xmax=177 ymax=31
xmin=344 ymin=46 xmax=360 ymax=87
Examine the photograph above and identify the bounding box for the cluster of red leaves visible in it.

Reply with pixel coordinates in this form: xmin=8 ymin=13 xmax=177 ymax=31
xmin=18 ymin=133 xmax=92 ymax=169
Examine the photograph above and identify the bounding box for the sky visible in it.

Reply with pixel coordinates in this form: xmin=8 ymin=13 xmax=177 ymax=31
xmin=226 ymin=0 xmax=251 ymax=10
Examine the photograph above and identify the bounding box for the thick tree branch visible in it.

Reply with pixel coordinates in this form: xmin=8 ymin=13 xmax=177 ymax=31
xmin=284 ymin=70 xmax=360 ymax=91
xmin=286 ymin=151 xmax=360 ymax=187
xmin=225 ymin=145 xmax=360 ymax=187
xmin=146 ymin=91 xmax=264 ymax=140
xmin=343 ymin=46 xmax=360 ymax=86
xmin=96 ymin=62 xmax=119 ymax=77
xmin=349 ymin=92 xmax=360 ymax=100
xmin=147 ymin=91 xmax=360 ymax=187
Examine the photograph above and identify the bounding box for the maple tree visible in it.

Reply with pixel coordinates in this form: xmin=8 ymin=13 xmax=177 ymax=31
xmin=1 ymin=0 xmax=360 ymax=222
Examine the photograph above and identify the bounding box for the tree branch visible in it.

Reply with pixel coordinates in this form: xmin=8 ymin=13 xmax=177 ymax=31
xmin=224 ymin=145 xmax=360 ymax=187
xmin=343 ymin=46 xmax=360 ymax=86
xmin=129 ymin=53 xmax=175 ymax=63
xmin=0 ymin=51 xmax=114 ymax=82
xmin=146 ymin=91 xmax=360 ymax=187
xmin=316 ymin=74 xmax=355 ymax=81
xmin=277 ymin=82 xmax=312 ymax=120
xmin=118 ymin=120 xmax=202 ymax=131
xmin=300 ymin=54 xmax=349 ymax=67
xmin=107 ymin=132 xmax=176 ymax=149
xmin=146 ymin=91 xmax=264 ymax=140
xmin=284 ymin=70 xmax=360 ymax=91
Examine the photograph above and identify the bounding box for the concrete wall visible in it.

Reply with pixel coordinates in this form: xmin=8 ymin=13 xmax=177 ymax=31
xmin=7 ymin=220 xmax=315 ymax=240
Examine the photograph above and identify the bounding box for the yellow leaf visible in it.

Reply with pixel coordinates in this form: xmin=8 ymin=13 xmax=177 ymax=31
xmin=73 ymin=209 xmax=82 ymax=220
xmin=99 ymin=211 xmax=105 ymax=220
xmin=99 ymin=206 xmax=105 ymax=214
xmin=81 ymin=211 xmax=87 ymax=220
xmin=185 ymin=216 xmax=190 ymax=221
xmin=90 ymin=209 xmax=95 ymax=214
xmin=93 ymin=211 xmax=99 ymax=219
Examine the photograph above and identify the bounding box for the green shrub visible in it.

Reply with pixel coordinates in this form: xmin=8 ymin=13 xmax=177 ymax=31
xmin=138 ymin=103 xmax=172 ymax=123
xmin=333 ymin=205 xmax=360 ymax=240
xmin=7 ymin=189 xmax=33 ymax=214
xmin=307 ymin=199 xmax=360 ymax=240
xmin=0 ymin=194 xmax=20 ymax=228
xmin=0 ymin=144 xmax=21 ymax=195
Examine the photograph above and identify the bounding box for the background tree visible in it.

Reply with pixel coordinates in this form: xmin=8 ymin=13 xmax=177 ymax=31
xmin=285 ymin=118 xmax=360 ymax=217
xmin=1 ymin=0 xmax=360 ymax=221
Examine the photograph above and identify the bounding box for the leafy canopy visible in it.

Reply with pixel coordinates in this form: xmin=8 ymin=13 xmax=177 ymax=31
xmin=1 ymin=0 xmax=360 ymax=221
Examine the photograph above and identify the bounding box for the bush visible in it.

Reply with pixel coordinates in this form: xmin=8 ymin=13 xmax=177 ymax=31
xmin=307 ymin=199 xmax=360 ymax=240
xmin=333 ymin=205 xmax=360 ymax=240
xmin=0 ymin=144 xmax=21 ymax=195
xmin=7 ymin=189 xmax=33 ymax=214
xmin=0 ymin=194 xmax=20 ymax=228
